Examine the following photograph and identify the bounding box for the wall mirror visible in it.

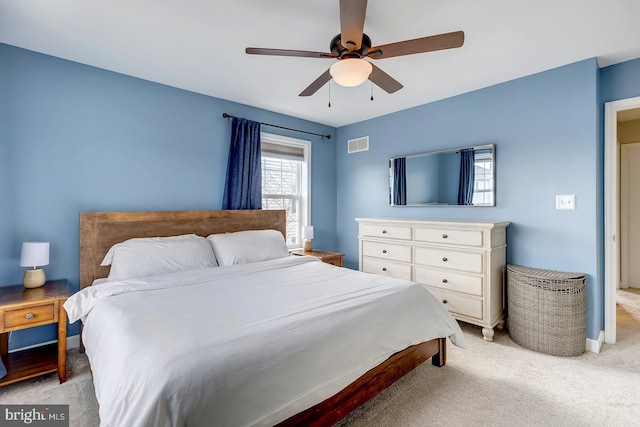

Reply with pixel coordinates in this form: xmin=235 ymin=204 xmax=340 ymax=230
xmin=389 ymin=144 xmax=495 ymax=206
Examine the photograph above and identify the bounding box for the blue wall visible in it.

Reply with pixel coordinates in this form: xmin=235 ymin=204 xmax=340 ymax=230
xmin=0 ymin=43 xmax=336 ymax=349
xmin=0 ymin=55 xmax=12 ymax=286
xmin=601 ymin=57 xmax=640 ymax=103
xmin=335 ymin=59 xmax=602 ymax=339
xmin=4 ymin=40 xmax=640 ymax=349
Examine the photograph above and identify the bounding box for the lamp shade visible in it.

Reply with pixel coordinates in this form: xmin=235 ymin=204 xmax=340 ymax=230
xmin=329 ymin=58 xmax=373 ymax=87
xmin=20 ymin=242 xmax=50 ymax=268
xmin=302 ymin=225 xmax=314 ymax=240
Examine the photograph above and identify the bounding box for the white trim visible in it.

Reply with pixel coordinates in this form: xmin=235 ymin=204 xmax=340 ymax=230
xmin=67 ymin=334 xmax=80 ymax=350
xmin=604 ymin=95 xmax=640 ymax=345
xmin=8 ymin=334 xmax=80 ymax=353
xmin=585 ymin=330 xmax=605 ymax=353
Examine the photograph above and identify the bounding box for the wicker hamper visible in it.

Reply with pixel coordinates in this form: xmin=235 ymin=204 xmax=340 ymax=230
xmin=507 ymin=264 xmax=586 ymax=356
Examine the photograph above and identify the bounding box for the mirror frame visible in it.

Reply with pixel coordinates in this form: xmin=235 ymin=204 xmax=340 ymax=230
xmin=389 ymin=143 xmax=496 ymax=207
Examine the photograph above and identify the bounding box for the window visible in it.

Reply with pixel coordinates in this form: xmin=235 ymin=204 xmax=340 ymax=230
xmin=472 ymin=151 xmax=494 ymax=206
xmin=261 ymin=133 xmax=310 ymax=248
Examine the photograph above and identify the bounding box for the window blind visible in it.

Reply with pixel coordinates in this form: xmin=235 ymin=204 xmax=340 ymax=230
xmin=262 ymin=142 xmax=304 ymax=161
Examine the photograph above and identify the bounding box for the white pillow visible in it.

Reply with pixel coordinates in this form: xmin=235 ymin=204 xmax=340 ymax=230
xmin=101 ymin=234 xmax=218 ymax=281
xmin=207 ymin=229 xmax=289 ymax=266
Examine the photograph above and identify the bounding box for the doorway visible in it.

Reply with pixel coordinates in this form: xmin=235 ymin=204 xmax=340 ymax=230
xmin=621 ymin=142 xmax=640 ymax=289
xmin=604 ymin=96 xmax=640 ymax=345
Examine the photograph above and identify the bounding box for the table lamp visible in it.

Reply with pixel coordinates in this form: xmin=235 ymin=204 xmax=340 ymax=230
xmin=20 ymin=241 xmax=50 ymax=288
xmin=302 ymin=225 xmax=314 ymax=252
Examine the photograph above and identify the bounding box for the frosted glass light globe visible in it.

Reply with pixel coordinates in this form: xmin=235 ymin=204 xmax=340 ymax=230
xmin=329 ymin=59 xmax=373 ymax=87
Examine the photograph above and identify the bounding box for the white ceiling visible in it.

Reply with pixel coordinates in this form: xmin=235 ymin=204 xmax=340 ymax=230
xmin=2 ymin=0 xmax=640 ymax=127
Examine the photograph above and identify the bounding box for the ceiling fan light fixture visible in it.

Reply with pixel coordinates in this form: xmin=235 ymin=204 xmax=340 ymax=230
xmin=329 ymin=58 xmax=372 ymax=87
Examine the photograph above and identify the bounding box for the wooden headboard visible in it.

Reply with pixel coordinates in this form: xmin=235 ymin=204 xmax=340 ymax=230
xmin=79 ymin=210 xmax=286 ymax=289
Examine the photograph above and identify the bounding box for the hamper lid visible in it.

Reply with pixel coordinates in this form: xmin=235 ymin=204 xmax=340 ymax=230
xmin=507 ymin=264 xmax=585 ymax=280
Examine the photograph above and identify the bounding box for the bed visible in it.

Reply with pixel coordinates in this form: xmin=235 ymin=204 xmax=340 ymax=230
xmin=66 ymin=209 xmax=464 ymax=426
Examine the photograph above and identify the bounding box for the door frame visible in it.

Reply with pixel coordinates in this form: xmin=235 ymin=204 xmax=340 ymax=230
xmin=604 ymin=95 xmax=640 ymax=345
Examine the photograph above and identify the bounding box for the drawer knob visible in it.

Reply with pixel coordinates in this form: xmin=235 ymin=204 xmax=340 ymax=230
xmin=382 ymin=249 xmax=387 ymax=254
xmin=442 ymin=279 xmax=448 ymax=283
xmin=442 ymin=234 xmax=448 ymax=239
xmin=442 ymin=257 xmax=448 ymax=262
xmin=442 ymin=299 xmax=448 ymax=304
xmin=25 ymin=313 xmax=34 ymax=320
xmin=382 ymin=267 xmax=387 ymax=272
xmin=382 ymin=230 xmax=387 ymax=234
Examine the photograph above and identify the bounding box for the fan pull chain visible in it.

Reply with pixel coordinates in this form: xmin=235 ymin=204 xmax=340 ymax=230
xmin=328 ymin=81 xmax=332 ymax=108
xmin=370 ymin=82 xmax=374 ymax=101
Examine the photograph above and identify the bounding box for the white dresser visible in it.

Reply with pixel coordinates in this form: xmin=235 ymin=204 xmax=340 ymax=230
xmin=356 ymin=218 xmax=509 ymax=341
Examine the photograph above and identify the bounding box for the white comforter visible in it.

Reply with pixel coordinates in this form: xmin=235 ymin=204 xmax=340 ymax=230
xmin=64 ymin=256 xmax=464 ymax=427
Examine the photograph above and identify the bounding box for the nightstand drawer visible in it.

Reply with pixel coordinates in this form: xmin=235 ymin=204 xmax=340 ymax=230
xmin=322 ymin=256 xmax=343 ymax=267
xmin=4 ymin=303 xmax=56 ymax=330
xmin=290 ymin=249 xmax=344 ymax=267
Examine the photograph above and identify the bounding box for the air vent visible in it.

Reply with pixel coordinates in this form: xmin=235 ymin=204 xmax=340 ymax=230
xmin=347 ymin=136 xmax=369 ymax=154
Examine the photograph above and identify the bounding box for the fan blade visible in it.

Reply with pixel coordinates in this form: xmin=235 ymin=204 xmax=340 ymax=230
xmin=368 ymin=64 xmax=403 ymax=94
xmin=246 ymin=47 xmax=336 ymax=59
xmin=299 ymin=69 xmax=332 ymax=96
xmin=368 ymin=31 xmax=464 ymax=59
xmin=340 ymin=0 xmax=367 ymax=51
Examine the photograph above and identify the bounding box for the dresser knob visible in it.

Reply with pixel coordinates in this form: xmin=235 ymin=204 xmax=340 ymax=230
xmin=25 ymin=313 xmax=34 ymax=320
xmin=442 ymin=257 xmax=448 ymax=262
xmin=382 ymin=249 xmax=387 ymax=254
xmin=382 ymin=267 xmax=387 ymax=272
xmin=382 ymin=230 xmax=387 ymax=234
xmin=442 ymin=234 xmax=448 ymax=239
xmin=442 ymin=299 xmax=448 ymax=304
xmin=442 ymin=279 xmax=448 ymax=283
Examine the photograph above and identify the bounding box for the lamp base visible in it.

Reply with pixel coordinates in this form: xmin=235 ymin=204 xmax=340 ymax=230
xmin=303 ymin=240 xmax=312 ymax=252
xmin=23 ymin=268 xmax=46 ymax=288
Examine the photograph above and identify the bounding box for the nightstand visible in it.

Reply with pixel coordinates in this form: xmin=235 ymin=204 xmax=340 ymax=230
xmin=291 ymin=249 xmax=344 ymax=267
xmin=0 ymin=279 xmax=70 ymax=386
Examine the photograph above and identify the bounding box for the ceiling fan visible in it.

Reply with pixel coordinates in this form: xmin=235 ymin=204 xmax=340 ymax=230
xmin=245 ymin=0 xmax=464 ymax=97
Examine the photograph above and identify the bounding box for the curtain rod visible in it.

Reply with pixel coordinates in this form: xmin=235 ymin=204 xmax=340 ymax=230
xmin=222 ymin=113 xmax=331 ymax=140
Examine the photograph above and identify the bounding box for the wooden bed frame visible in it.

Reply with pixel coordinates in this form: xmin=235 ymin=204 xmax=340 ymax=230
xmin=79 ymin=209 xmax=447 ymax=426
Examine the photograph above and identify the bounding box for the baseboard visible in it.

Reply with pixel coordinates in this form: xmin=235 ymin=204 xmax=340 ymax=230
xmin=586 ymin=330 xmax=605 ymax=353
xmin=67 ymin=334 xmax=80 ymax=350
xmin=8 ymin=334 xmax=80 ymax=353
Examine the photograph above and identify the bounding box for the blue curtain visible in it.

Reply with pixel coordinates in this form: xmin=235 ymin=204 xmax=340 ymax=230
xmin=222 ymin=118 xmax=262 ymax=210
xmin=457 ymin=148 xmax=475 ymax=205
xmin=393 ymin=157 xmax=407 ymax=205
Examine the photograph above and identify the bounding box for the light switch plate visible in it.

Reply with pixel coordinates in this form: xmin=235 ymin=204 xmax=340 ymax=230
xmin=556 ymin=195 xmax=575 ymax=210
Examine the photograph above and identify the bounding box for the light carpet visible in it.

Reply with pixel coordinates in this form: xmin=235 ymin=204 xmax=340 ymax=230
xmin=1 ymin=289 xmax=638 ymax=427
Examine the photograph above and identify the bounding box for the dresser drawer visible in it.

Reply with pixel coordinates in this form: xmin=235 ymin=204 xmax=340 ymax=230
xmin=427 ymin=289 xmax=483 ymax=320
xmin=415 ymin=247 xmax=483 ymax=274
xmin=3 ymin=303 xmax=56 ymax=330
xmin=414 ymin=266 xmax=483 ymax=297
xmin=362 ymin=241 xmax=411 ymax=263
xmin=362 ymin=257 xmax=412 ymax=280
xmin=414 ymin=227 xmax=483 ymax=247
xmin=360 ymin=224 xmax=412 ymax=240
